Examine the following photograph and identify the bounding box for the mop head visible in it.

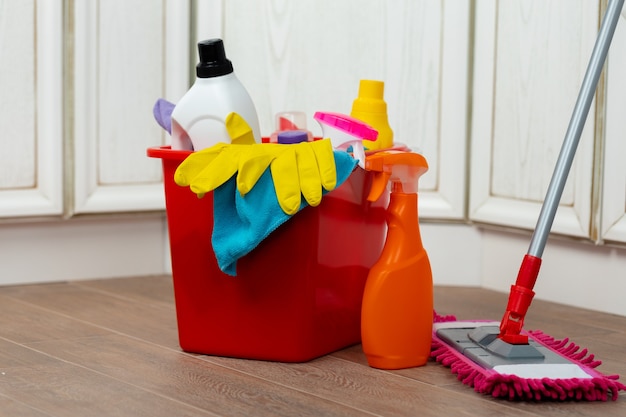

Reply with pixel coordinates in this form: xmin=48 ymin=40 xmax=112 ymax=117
xmin=431 ymin=319 xmax=626 ymax=401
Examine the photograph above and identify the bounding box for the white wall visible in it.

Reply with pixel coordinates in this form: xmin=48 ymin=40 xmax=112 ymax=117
xmin=425 ymin=222 xmax=626 ymax=317
xmin=422 ymin=223 xmax=482 ymax=287
xmin=0 ymin=216 xmax=167 ymax=285
xmin=479 ymin=227 xmax=626 ymax=317
xmin=3 ymin=216 xmax=625 ymax=317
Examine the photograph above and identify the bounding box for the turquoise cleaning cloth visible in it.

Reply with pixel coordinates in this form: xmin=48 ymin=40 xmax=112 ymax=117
xmin=212 ymin=151 xmax=358 ymax=276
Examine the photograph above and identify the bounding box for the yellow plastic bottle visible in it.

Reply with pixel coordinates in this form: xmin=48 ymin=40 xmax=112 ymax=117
xmin=361 ymin=150 xmax=432 ymax=370
xmin=350 ymin=80 xmax=394 ymax=150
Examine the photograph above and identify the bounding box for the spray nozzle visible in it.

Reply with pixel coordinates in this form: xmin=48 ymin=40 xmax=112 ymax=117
xmin=365 ymin=151 xmax=428 ymax=202
xmin=313 ymin=112 xmax=378 ymax=168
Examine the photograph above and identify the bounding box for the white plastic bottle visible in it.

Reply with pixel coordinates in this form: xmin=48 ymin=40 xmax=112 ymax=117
xmin=170 ymin=39 xmax=261 ymax=150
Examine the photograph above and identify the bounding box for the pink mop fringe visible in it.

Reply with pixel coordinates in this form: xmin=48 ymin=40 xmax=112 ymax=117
xmin=430 ymin=312 xmax=626 ymax=401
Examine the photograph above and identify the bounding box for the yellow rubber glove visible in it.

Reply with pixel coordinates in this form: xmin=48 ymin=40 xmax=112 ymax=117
xmin=175 ymin=140 xmax=339 ymax=215
xmin=298 ymin=138 xmax=337 ymax=194
xmin=176 ymin=144 xmax=272 ymax=197
xmin=175 ymin=113 xmax=258 ymax=194
xmin=225 ymin=112 xmax=256 ymax=145
xmin=175 ymin=143 xmax=287 ymax=198
xmin=236 ymin=144 xmax=286 ymax=194
xmin=174 ymin=142 xmax=230 ymax=188
xmin=269 ymin=146 xmax=300 ymax=214
xmin=270 ymin=139 xmax=337 ymax=214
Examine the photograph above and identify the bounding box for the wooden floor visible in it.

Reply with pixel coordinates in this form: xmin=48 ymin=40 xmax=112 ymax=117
xmin=1 ymin=275 xmax=625 ymax=416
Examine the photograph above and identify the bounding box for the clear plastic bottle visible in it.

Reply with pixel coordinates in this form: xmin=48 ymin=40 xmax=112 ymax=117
xmin=171 ymin=39 xmax=260 ymax=150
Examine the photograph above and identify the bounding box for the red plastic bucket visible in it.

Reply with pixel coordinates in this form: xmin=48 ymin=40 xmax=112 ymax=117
xmin=148 ymin=145 xmax=387 ymax=362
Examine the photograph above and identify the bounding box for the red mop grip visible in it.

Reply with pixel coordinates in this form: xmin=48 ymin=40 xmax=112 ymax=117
xmin=499 ymin=255 xmax=541 ymax=345
xmin=515 ymin=254 xmax=542 ymax=289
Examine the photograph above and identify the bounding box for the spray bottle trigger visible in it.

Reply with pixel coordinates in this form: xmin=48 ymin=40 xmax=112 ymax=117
xmin=367 ymin=171 xmax=391 ymax=202
xmin=365 ymin=150 xmax=429 ymax=202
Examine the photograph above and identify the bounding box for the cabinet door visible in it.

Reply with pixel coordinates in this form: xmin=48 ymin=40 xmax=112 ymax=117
xmin=219 ymin=0 xmax=470 ymax=219
xmin=0 ymin=1 xmax=63 ymax=217
xmin=72 ymin=0 xmax=190 ymax=214
xmin=470 ymin=0 xmax=599 ymax=238
xmin=601 ymin=9 xmax=626 ymax=244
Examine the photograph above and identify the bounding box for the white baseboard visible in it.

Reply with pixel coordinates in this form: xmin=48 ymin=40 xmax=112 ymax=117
xmin=3 ymin=216 xmax=624 ymax=317
xmin=480 ymin=228 xmax=626 ymax=317
xmin=421 ymin=222 xmax=482 ymax=287
xmin=0 ymin=215 xmax=167 ymax=285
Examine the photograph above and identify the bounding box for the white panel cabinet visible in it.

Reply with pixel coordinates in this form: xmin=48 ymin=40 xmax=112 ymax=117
xmin=0 ymin=0 xmax=189 ymax=218
xmin=72 ymin=0 xmax=190 ymax=214
xmin=217 ymin=0 xmax=470 ymax=220
xmin=0 ymin=1 xmax=63 ymax=217
xmin=601 ymin=9 xmax=626 ymax=244
xmin=470 ymin=0 xmax=599 ymax=239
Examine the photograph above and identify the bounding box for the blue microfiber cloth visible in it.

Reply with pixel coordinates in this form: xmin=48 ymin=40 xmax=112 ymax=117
xmin=212 ymin=151 xmax=358 ymax=276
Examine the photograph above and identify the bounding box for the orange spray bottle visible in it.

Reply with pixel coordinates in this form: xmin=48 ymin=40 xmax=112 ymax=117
xmin=361 ymin=150 xmax=432 ymax=369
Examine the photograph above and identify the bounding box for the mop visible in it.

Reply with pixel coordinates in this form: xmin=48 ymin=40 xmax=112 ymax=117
xmin=431 ymin=0 xmax=626 ymax=401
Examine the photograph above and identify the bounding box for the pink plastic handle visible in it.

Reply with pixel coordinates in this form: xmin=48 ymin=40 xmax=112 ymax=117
xmin=313 ymin=112 xmax=378 ymax=140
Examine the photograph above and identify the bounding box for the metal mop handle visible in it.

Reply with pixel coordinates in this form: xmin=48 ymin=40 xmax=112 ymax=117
xmin=499 ymin=0 xmax=624 ymax=345
xmin=528 ymin=0 xmax=624 ymax=258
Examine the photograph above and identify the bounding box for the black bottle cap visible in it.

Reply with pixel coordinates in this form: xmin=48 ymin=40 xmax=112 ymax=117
xmin=196 ymin=39 xmax=234 ymax=78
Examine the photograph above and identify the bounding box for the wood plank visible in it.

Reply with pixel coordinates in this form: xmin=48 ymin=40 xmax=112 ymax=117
xmin=73 ymin=275 xmax=175 ymax=306
xmin=203 ymin=353 xmax=538 ymax=417
xmin=0 ymin=282 xmax=180 ymax=348
xmin=1 ymin=276 xmax=625 ymax=416
xmin=331 ymin=344 xmax=461 ymax=388
xmin=0 ymin=395 xmax=53 ymax=417
xmin=0 ymin=281 xmax=544 ymax=415
xmin=0 ymin=338 xmax=215 ymax=417
xmin=0 ymin=294 xmax=109 ymax=343
xmin=25 ymin=334 xmax=372 ymax=417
